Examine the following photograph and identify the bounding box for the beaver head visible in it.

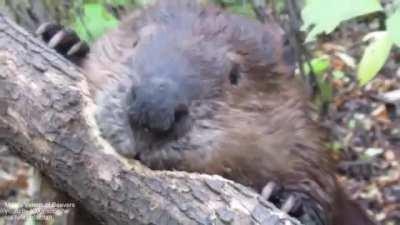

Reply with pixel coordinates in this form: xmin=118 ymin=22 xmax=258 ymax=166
xmin=97 ymin=1 xmax=296 ymax=167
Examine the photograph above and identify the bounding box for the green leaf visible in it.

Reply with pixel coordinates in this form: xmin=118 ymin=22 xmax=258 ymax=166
xmin=386 ymin=8 xmax=400 ymax=46
xmin=332 ymin=70 xmax=345 ymax=80
xmin=104 ymin=0 xmax=128 ymax=5
xmin=72 ymin=3 xmax=119 ymax=42
xmin=302 ymin=0 xmax=383 ymax=42
xmin=304 ymin=56 xmax=332 ymax=105
xmin=135 ymin=0 xmax=155 ymax=6
xmin=357 ymin=31 xmax=393 ymax=86
xmin=227 ymin=3 xmax=256 ymax=18
xmin=327 ymin=141 xmax=343 ymax=153
xmin=317 ymin=77 xmax=333 ymax=103
xmin=303 ymin=56 xmax=331 ymax=75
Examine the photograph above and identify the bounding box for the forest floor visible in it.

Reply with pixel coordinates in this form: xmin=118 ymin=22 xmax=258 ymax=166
xmin=317 ymin=19 xmax=400 ymax=225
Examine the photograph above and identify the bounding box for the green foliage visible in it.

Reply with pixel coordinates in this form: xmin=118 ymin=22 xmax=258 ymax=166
xmin=327 ymin=141 xmax=343 ymax=153
xmin=315 ymin=76 xmax=333 ymax=106
xmin=332 ymin=70 xmax=345 ymax=80
xmin=69 ymin=0 xmax=253 ymax=42
xmin=357 ymin=31 xmax=393 ymax=86
xmin=133 ymin=0 xmax=155 ymax=6
xmin=104 ymin=0 xmax=128 ymax=5
xmin=304 ymin=56 xmax=330 ymax=75
xmin=227 ymin=3 xmax=256 ymax=18
xmin=304 ymin=56 xmax=333 ymax=105
xmin=301 ymin=0 xmax=400 ymax=86
xmin=274 ymin=0 xmax=286 ymax=14
xmin=211 ymin=0 xmax=256 ymax=18
xmin=387 ymin=8 xmax=400 ymax=46
xmin=302 ymin=0 xmax=383 ymax=42
xmin=72 ymin=3 xmax=119 ymax=42
xmin=68 ymin=0 xmax=154 ymax=42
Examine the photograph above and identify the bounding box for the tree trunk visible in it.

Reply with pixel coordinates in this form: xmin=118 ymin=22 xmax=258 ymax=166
xmin=0 ymin=0 xmax=71 ymax=32
xmin=0 ymin=14 xmax=302 ymax=225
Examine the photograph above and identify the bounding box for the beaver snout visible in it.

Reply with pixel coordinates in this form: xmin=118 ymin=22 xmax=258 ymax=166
xmin=128 ymin=77 xmax=190 ymax=135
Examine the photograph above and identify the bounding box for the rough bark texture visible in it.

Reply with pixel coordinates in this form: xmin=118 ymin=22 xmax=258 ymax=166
xmin=0 ymin=0 xmax=70 ymax=32
xmin=0 ymin=14 xmax=302 ymax=225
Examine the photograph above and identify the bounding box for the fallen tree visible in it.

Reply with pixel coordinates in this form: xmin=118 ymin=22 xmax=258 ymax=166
xmin=0 ymin=14 xmax=302 ymax=225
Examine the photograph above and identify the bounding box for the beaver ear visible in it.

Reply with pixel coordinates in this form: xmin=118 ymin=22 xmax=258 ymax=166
xmin=223 ymin=14 xmax=294 ymax=75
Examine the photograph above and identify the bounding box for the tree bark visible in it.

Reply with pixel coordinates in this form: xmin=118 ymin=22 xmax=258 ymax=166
xmin=0 ymin=0 xmax=71 ymax=32
xmin=0 ymin=14 xmax=302 ymax=225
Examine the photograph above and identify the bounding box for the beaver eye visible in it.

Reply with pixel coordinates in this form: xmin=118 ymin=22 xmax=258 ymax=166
xmin=229 ymin=64 xmax=241 ymax=86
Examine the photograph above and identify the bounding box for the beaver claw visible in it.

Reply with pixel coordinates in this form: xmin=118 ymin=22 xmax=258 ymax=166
xmin=262 ymin=181 xmax=328 ymax=225
xmin=36 ymin=22 xmax=89 ymax=63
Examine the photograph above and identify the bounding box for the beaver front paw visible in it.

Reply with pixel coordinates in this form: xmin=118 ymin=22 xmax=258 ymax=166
xmin=262 ymin=181 xmax=328 ymax=225
xmin=36 ymin=22 xmax=89 ymax=63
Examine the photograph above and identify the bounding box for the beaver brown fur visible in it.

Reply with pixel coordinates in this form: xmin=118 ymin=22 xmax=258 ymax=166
xmin=37 ymin=1 xmax=377 ymax=224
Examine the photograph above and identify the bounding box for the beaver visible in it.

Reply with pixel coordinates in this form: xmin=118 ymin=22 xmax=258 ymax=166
xmin=36 ymin=0 xmax=376 ymax=224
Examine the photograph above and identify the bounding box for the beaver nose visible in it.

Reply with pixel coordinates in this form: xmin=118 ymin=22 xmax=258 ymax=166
xmin=174 ymin=103 xmax=189 ymax=123
xmin=128 ymin=78 xmax=189 ymax=133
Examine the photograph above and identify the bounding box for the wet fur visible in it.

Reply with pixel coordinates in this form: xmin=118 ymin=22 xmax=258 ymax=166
xmin=74 ymin=1 xmax=376 ymax=224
